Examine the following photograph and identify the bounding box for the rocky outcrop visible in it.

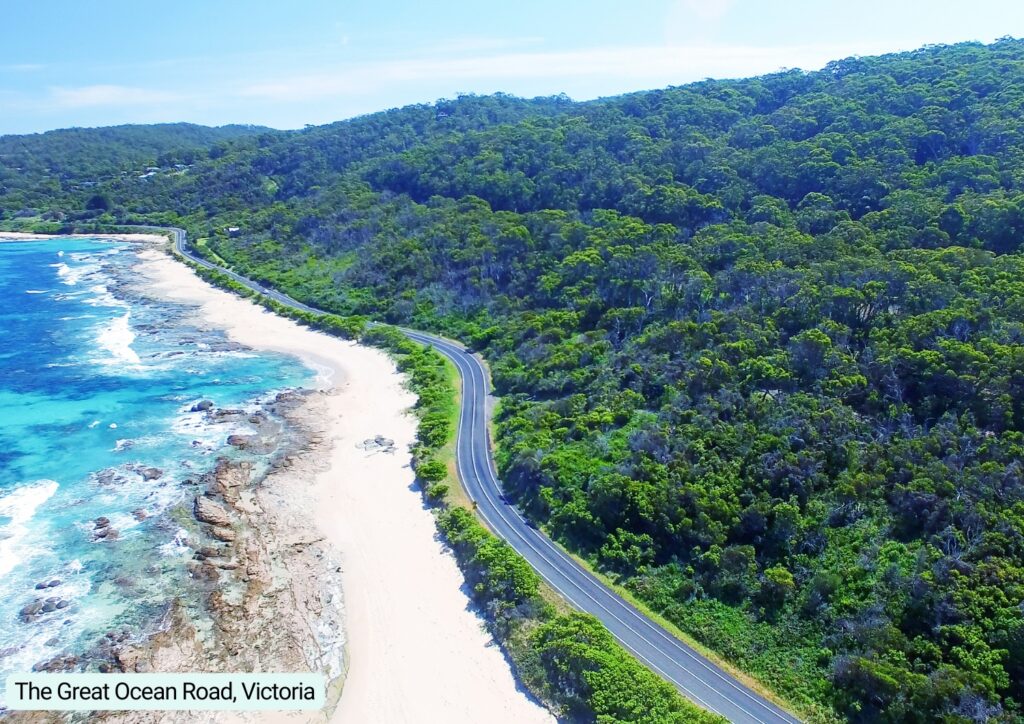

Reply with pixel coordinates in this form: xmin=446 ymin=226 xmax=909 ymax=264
xmin=93 ymin=516 xmax=118 ymax=541
xmin=190 ymin=400 xmax=214 ymax=412
xmin=193 ymin=496 xmax=231 ymax=526
xmin=141 ymin=467 xmax=163 ymax=481
xmin=210 ymin=526 xmax=236 ymax=542
xmin=32 ymin=654 xmax=79 ymax=672
xmin=210 ymin=458 xmax=251 ymax=503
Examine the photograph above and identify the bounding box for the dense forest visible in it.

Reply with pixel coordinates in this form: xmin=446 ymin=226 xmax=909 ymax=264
xmin=0 ymin=122 xmax=266 ymax=210
xmin=5 ymin=38 xmax=1024 ymax=722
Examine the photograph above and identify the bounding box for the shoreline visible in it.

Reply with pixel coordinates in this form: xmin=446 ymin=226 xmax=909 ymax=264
xmin=134 ymin=247 xmax=554 ymax=723
xmin=0 ymin=232 xmax=170 ymax=244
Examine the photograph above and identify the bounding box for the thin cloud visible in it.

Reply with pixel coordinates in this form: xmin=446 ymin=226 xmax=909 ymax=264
xmin=238 ymin=42 xmax=893 ymax=103
xmin=47 ymin=84 xmax=184 ymax=109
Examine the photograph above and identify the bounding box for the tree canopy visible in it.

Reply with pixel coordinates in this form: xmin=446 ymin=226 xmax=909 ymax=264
xmin=6 ymin=38 xmax=1024 ymax=722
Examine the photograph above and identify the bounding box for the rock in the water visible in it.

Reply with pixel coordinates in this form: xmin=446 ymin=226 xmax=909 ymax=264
xmin=141 ymin=467 xmax=163 ymax=481
xmin=191 ymin=563 xmax=220 ymax=582
xmin=193 ymin=496 xmax=231 ymax=526
xmin=191 ymin=400 xmax=214 ymax=412
xmin=94 ymin=517 xmax=110 ymax=529
xmin=55 ymin=600 xmax=69 ymax=610
xmin=32 ymin=654 xmax=78 ymax=672
xmin=213 ymin=408 xmax=245 ymax=421
xmin=48 ymin=579 xmax=61 ymax=588
xmin=226 ymin=434 xmax=257 ymax=450
xmin=132 ymin=509 xmax=147 ymax=521
xmin=20 ymin=601 xmax=43 ymax=618
xmin=34 ymin=582 xmax=48 ymax=590
xmin=210 ymin=526 xmax=236 ymax=542
xmin=42 ymin=602 xmax=57 ymax=613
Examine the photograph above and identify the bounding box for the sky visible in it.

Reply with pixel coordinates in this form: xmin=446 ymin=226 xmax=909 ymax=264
xmin=1 ymin=0 xmax=1023 ymax=135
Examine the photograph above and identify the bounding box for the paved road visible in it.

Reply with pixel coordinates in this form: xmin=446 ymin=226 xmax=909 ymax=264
xmin=164 ymin=227 xmax=799 ymax=724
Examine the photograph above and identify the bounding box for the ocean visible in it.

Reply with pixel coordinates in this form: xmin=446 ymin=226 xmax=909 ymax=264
xmin=0 ymin=238 xmax=313 ymax=694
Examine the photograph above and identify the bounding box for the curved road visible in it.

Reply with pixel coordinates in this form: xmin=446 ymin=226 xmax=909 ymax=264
xmin=162 ymin=227 xmax=799 ymax=724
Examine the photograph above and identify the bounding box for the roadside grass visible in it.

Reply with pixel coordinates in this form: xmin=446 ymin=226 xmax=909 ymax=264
xmin=435 ymin=356 xmax=474 ymax=511
xmin=192 ymin=237 xmax=229 ymax=267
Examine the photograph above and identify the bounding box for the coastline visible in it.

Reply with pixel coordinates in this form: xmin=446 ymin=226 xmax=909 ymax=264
xmin=134 ymin=247 xmax=554 ymax=723
xmin=0 ymin=232 xmax=170 ymax=244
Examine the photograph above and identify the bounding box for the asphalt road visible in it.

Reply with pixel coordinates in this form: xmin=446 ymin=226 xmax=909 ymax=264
xmin=165 ymin=227 xmax=800 ymax=724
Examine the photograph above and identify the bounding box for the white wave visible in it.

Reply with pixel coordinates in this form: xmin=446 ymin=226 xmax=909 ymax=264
xmin=171 ymin=409 xmax=249 ymax=453
xmin=52 ymin=261 xmax=98 ymax=287
xmin=84 ymin=283 xmax=128 ymax=310
xmin=159 ymin=528 xmax=191 ymax=558
xmin=96 ymin=313 xmax=141 ymax=366
xmin=57 ymin=250 xmax=65 ymax=257
xmin=88 ymin=420 xmax=101 ymax=429
xmin=25 ymin=289 xmax=48 ymax=294
xmin=0 ymin=479 xmax=59 ymax=576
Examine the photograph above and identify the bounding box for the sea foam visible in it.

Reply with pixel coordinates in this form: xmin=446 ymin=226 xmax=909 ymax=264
xmin=0 ymin=479 xmax=59 ymax=576
xmin=96 ymin=313 xmax=142 ymax=366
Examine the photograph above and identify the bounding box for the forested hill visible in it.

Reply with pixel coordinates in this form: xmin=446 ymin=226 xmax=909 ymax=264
xmin=8 ymin=37 xmax=1024 ymax=722
xmin=0 ymin=122 xmax=267 ymax=209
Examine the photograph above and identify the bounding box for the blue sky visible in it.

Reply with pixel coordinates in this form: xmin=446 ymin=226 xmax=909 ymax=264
xmin=1 ymin=0 xmax=1022 ymax=134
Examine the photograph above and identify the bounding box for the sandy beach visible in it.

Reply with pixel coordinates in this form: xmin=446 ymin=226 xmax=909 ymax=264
xmin=134 ymin=246 xmax=553 ymax=723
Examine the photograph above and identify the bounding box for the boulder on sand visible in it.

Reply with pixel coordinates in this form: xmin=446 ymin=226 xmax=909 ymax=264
xmin=193 ymin=496 xmax=231 ymax=527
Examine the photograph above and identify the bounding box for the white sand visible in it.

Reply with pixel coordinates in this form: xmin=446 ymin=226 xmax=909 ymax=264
xmin=137 ymin=248 xmax=553 ymax=724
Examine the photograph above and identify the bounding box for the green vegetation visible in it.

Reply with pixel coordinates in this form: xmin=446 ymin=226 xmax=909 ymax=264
xmin=166 ymin=255 xmax=714 ymax=722
xmin=6 ymin=38 xmax=1024 ymax=721
xmin=439 ymin=507 xmax=724 ymax=723
xmin=0 ymin=123 xmax=265 ymax=212
xmin=361 ymin=325 xmax=719 ymax=722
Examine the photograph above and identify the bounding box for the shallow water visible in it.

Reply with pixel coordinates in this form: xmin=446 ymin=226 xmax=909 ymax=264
xmin=0 ymin=238 xmax=313 ymax=696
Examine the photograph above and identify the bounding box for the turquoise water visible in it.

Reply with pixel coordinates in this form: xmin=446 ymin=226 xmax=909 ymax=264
xmin=0 ymin=238 xmax=312 ymax=689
